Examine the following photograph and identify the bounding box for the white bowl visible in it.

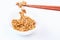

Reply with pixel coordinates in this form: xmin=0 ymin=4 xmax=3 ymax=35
xmin=10 ymin=17 xmax=37 ymax=35
xmin=9 ymin=11 xmax=37 ymax=35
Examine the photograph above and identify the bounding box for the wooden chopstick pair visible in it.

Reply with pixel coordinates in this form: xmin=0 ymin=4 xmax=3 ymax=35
xmin=24 ymin=4 xmax=60 ymax=11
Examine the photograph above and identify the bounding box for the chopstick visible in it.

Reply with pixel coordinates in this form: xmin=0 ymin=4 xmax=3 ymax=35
xmin=24 ymin=5 xmax=60 ymax=11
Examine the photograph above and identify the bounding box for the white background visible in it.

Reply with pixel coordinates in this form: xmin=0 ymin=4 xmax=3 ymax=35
xmin=0 ymin=0 xmax=60 ymax=40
